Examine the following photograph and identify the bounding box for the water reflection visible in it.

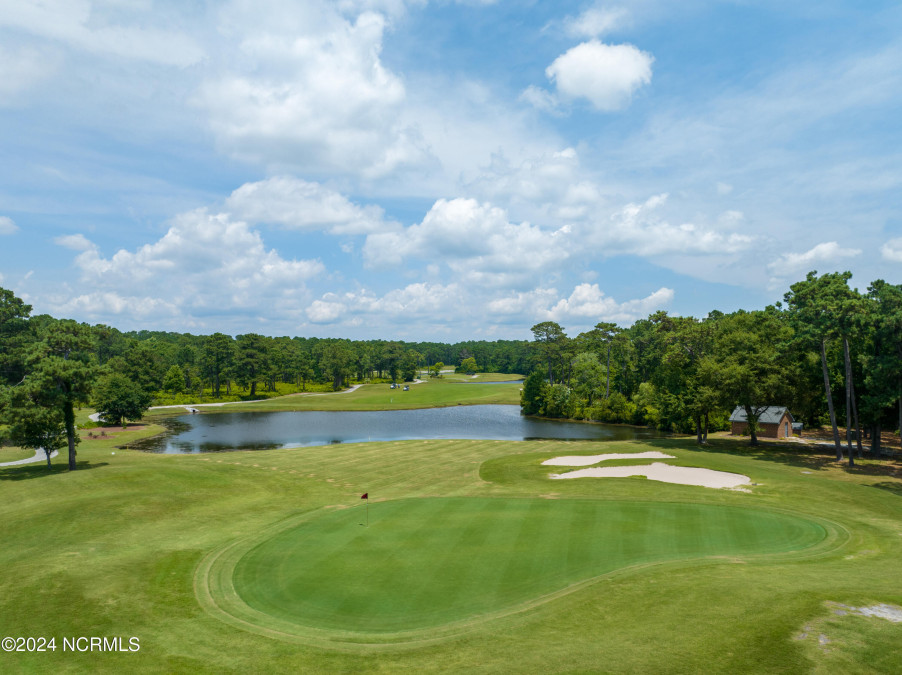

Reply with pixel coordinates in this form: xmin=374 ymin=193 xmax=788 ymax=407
xmin=133 ymin=405 xmax=665 ymax=454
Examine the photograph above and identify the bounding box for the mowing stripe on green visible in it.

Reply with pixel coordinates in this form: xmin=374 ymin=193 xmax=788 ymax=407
xmin=231 ymin=497 xmax=827 ymax=634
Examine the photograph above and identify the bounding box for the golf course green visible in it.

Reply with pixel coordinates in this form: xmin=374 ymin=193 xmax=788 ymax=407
xmin=1 ymin=385 xmax=901 ymax=672
xmin=220 ymin=498 xmax=827 ymax=638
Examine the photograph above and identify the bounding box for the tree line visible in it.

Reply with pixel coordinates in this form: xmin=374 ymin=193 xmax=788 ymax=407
xmin=521 ymin=271 xmax=902 ymax=465
xmin=0 ymin=286 xmax=529 ymax=470
xmin=3 ymin=270 xmax=900 ymax=471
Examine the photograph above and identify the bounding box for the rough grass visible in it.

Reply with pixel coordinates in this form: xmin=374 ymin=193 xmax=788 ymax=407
xmin=1 ymin=424 xmax=901 ymax=672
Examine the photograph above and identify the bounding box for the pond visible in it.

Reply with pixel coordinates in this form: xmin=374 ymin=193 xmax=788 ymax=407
xmin=134 ymin=405 xmax=666 ymax=454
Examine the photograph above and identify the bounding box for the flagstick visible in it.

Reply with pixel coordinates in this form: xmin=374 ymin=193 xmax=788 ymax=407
xmin=366 ymin=496 xmax=369 ymax=527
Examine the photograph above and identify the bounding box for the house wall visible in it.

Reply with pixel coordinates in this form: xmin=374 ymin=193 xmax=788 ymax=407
xmin=730 ymin=414 xmax=793 ymax=439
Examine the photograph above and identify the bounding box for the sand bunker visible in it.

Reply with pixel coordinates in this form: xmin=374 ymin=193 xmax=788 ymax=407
xmin=542 ymin=451 xmax=675 ymax=466
xmin=550 ymin=462 xmax=751 ymax=489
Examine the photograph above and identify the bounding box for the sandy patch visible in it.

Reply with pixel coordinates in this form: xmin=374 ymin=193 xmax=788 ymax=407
xmin=847 ymin=603 xmax=902 ymax=622
xmin=542 ymin=451 xmax=675 ymax=466
xmin=550 ymin=462 xmax=751 ymax=489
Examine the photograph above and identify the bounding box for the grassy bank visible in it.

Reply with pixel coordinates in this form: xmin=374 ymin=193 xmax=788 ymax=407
xmin=0 ymin=446 xmax=39 ymax=463
xmin=145 ymin=377 xmax=522 ymax=416
xmin=2 ymin=424 xmax=902 ymax=672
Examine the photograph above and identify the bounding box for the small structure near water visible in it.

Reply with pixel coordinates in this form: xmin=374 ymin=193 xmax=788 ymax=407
xmin=729 ymin=406 xmax=794 ymax=438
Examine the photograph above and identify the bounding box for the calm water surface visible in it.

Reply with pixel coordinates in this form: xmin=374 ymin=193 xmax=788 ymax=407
xmin=135 ymin=405 xmax=665 ymax=454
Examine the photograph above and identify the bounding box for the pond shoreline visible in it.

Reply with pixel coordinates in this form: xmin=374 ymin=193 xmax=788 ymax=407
xmin=130 ymin=405 xmax=669 ymax=454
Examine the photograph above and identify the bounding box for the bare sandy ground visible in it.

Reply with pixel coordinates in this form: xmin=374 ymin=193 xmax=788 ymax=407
xmin=549 ymin=462 xmax=751 ymax=489
xmin=542 ymin=451 xmax=675 ymax=466
xmin=853 ymin=604 xmax=902 ymax=622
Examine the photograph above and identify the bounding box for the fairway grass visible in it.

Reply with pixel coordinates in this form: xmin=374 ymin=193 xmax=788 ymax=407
xmin=2 ymin=430 xmax=902 ymax=672
xmin=145 ymin=377 xmax=522 ymax=416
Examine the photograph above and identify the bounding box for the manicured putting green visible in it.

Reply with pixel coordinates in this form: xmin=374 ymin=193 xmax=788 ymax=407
xmin=231 ymin=498 xmax=826 ymax=634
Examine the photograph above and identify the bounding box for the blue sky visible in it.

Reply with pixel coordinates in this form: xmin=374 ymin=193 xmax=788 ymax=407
xmin=1 ymin=0 xmax=900 ymax=341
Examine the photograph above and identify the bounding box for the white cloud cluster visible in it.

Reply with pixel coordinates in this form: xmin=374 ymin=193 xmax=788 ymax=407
xmin=226 ymin=177 xmax=397 ymax=235
xmin=54 ymin=209 xmax=323 ymax=323
xmin=486 ymin=283 xmax=673 ymax=326
xmin=546 ymin=283 xmax=673 ymax=323
xmin=307 ymin=282 xmax=462 ymax=324
xmin=486 ymin=288 xmax=561 ymax=317
xmin=547 ymin=40 xmax=653 ymax=111
xmin=0 ymin=216 xmax=18 ymax=235
xmin=363 ymin=198 xmax=570 ymax=285
xmin=591 ymin=194 xmax=754 ymax=257
xmin=49 ymin=292 xmax=181 ymax=322
xmin=196 ymin=5 xmax=421 ymax=175
xmin=467 ymin=147 xmax=598 ymax=221
xmin=525 ymin=38 xmax=653 ymax=113
xmin=881 ymin=238 xmax=902 ymax=263
xmin=768 ymin=241 xmax=862 ymax=282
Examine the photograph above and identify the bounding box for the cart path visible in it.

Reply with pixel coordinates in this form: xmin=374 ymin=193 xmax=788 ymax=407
xmin=0 ymin=448 xmax=58 ymax=467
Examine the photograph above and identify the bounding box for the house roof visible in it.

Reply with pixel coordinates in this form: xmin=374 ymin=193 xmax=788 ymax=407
xmin=729 ymin=406 xmax=793 ymax=424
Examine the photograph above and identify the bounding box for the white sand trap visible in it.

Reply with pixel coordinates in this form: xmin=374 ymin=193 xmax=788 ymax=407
xmin=550 ymin=462 xmax=751 ymax=489
xmin=542 ymin=451 xmax=675 ymax=466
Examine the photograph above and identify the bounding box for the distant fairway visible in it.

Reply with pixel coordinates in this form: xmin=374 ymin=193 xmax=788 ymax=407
xmin=217 ymin=497 xmax=827 ymax=640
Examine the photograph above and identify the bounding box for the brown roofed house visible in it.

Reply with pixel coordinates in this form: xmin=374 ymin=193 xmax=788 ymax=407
xmin=729 ymin=406 xmax=794 ymax=439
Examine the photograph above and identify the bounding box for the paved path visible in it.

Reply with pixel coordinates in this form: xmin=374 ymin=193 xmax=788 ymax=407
xmin=0 ymin=448 xmax=58 ymax=467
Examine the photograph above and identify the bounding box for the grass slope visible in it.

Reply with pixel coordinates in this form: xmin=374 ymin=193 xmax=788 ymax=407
xmin=1 ymin=425 xmax=901 ymax=672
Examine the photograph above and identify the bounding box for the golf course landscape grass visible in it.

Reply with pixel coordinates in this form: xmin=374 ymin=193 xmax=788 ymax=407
xmin=2 ymin=385 xmax=902 ymax=672
xmin=218 ymin=497 xmax=830 ymax=640
xmin=0 ymin=446 xmax=41 ymax=463
xmin=145 ymin=377 xmax=522 ymax=416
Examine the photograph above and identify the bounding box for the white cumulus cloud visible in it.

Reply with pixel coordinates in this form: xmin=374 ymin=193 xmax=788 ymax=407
xmin=589 ymin=194 xmax=754 ymax=256
xmin=306 ymin=299 xmax=346 ymax=323
xmin=307 ymin=283 xmax=462 ymax=326
xmin=363 ymin=197 xmax=571 ymax=285
xmin=486 ymin=288 xmax=559 ymax=316
xmin=545 ymin=40 xmax=653 ymax=111
xmin=226 ymin=176 xmax=397 ymax=235
xmin=196 ymin=7 xmax=421 ymax=175
xmin=546 ymin=283 xmax=674 ymax=323
xmin=768 ymin=241 xmax=862 ymax=277
xmin=57 ymin=209 xmax=324 ymax=324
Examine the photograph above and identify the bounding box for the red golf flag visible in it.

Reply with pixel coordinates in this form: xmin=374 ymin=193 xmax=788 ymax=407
xmin=361 ymin=493 xmax=368 ymax=499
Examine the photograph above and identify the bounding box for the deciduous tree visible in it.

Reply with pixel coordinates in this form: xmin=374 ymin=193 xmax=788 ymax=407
xmin=94 ymin=373 xmax=153 ymax=425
